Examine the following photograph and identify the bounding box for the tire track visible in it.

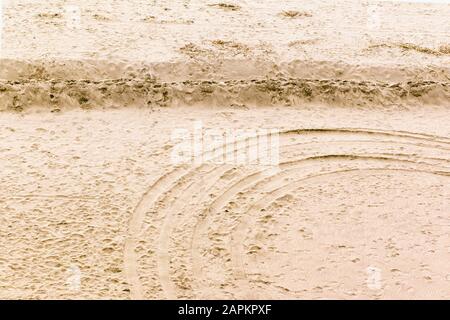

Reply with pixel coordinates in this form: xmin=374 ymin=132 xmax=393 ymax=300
xmin=156 ymin=165 xmax=235 ymax=298
xmin=191 ymin=155 xmax=450 ymax=296
xmin=124 ymin=127 xmax=450 ymax=299
xmin=125 ymin=133 xmax=269 ymax=298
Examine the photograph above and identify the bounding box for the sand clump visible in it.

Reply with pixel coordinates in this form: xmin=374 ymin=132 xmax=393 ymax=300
xmin=179 ymin=42 xmax=212 ymax=59
xmin=143 ymin=15 xmax=194 ymax=25
xmin=92 ymin=14 xmax=112 ymax=21
xmin=208 ymin=3 xmax=241 ymax=11
xmin=280 ymin=10 xmax=312 ymax=18
xmin=367 ymin=43 xmax=450 ymax=56
xmin=36 ymin=12 xmax=63 ymax=19
xmin=438 ymin=44 xmax=450 ymax=55
xmin=288 ymin=39 xmax=319 ymax=47
xmin=211 ymin=40 xmax=251 ymax=56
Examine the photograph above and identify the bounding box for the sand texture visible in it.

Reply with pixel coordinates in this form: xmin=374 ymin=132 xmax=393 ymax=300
xmin=0 ymin=0 xmax=449 ymax=299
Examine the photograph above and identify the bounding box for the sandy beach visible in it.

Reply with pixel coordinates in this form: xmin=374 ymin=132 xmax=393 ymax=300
xmin=0 ymin=0 xmax=449 ymax=299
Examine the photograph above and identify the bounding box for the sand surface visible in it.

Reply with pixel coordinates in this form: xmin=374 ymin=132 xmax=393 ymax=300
xmin=0 ymin=0 xmax=449 ymax=299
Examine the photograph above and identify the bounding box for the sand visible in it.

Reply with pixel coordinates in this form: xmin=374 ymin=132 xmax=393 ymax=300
xmin=0 ymin=0 xmax=449 ymax=299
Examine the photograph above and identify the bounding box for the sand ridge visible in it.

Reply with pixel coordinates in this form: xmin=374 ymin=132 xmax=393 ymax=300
xmin=1 ymin=75 xmax=449 ymax=112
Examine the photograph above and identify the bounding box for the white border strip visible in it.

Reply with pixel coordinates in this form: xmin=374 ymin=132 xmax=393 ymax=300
xmin=0 ymin=0 xmax=3 ymax=57
xmin=373 ymin=0 xmax=449 ymax=3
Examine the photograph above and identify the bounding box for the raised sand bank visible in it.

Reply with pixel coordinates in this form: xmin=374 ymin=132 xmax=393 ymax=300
xmin=0 ymin=59 xmax=449 ymax=111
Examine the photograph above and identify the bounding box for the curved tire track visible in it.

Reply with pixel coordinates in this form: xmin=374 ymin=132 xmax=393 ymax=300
xmin=124 ymin=127 xmax=450 ymax=299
